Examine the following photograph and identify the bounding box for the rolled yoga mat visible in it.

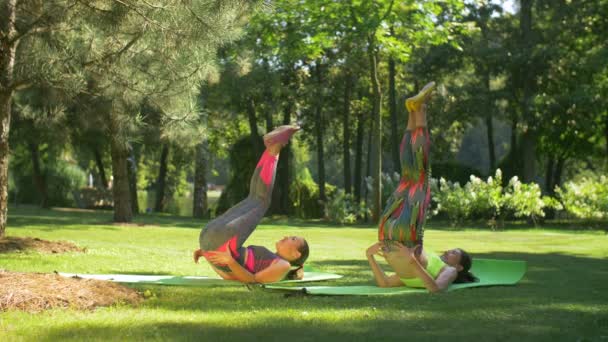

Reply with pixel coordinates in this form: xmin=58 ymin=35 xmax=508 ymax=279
xmin=264 ymin=258 xmax=526 ymax=296
xmin=58 ymin=270 xmax=342 ymax=286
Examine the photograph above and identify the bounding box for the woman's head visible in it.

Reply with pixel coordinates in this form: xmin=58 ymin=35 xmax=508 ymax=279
xmin=276 ymin=236 xmax=309 ymax=266
xmin=276 ymin=236 xmax=309 ymax=280
xmin=441 ymin=248 xmax=476 ymax=283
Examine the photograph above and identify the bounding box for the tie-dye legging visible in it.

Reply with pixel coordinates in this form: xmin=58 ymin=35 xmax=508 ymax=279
xmin=199 ymin=150 xmax=278 ymax=259
xmin=378 ymin=127 xmax=431 ymax=248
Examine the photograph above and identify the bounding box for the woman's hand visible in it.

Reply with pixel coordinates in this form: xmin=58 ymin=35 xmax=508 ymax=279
xmin=193 ymin=249 xmax=204 ymax=264
xmin=205 ymin=249 xmax=235 ymax=265
xmin=366 ymin=242 xmax=385 ymax=258
xmin=394 ymin=243 xmax=420 ymax=264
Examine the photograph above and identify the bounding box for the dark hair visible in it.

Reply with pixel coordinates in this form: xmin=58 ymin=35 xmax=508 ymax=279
xmin=453 ymin=248 xmax=478 ymax=283
xmin=285 ymin=238 xmax=309 ymax=280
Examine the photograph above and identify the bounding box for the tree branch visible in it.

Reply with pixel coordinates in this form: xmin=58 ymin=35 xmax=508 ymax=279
xmin=83 ymin=33 xmax=143 ymax=67
xmin=380 ymin=0 xmax=395 ymax=22
xmin=111 ymin=0 xmax=168 ymax=30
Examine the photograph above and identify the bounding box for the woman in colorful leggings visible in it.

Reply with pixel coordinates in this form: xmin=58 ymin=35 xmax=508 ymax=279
xmin=193 ymin=125 xmax=309 ymax=284
xmin=366 ymin=82 xmax=475 ymax=292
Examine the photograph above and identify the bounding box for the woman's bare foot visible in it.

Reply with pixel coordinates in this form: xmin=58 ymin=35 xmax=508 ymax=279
xmin=405 ymin=81 xmax=436 ymax=114
xmin=263 ymin=124 xmax=301 ymax=148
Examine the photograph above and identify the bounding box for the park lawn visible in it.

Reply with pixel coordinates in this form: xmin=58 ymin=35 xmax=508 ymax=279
xmin=1 ymin=206 xmax=607 ymax=341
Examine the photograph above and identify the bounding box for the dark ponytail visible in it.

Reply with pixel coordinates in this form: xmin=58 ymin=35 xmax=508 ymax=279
xmin=285 ymin=238 xmax=309 ymax=280
xmin=453 ymin=249 xmax=478 ymax=284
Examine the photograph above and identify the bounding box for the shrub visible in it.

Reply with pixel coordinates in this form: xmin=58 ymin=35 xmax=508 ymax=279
xmin=555 ymin=176 xmax=608 ymax=219
xmin=502 ymin=176 xmax=546 ymax=225
xmin=431 ymin=169 xmax=547 ymax=227
xmin=325 ymin=189 xmax=369 ymax=224
xmin=290 ymin=168 xmax=335 ymax=219
xmin=46 ymin=161 xmax=87 ymax=207
xmin=464 ymin=169 xmax=504 ymax=221
xmin=74 ymin=187 xmax=113 ymax=209
xmin=431 ymin=177 xmax=471 ymax=225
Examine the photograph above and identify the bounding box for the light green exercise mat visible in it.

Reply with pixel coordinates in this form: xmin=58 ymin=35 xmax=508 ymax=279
xmin=264 ymin=258 xmax=526 ymax=296
xmin=58 ymin=271 xmax=342 ymax=286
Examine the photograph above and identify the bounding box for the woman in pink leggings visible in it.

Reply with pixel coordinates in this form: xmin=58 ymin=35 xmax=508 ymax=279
xmin=194 ymin=125 xmax=309 ymax=284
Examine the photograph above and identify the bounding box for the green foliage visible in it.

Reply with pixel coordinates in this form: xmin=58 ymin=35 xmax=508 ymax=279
xmin=431 ymin=178 xmax=471 ymax=225
xmin=8 ymin=143 xmax=86 ymax=208
xmin=556 ymin=176 xmax=608 ymax=219
xmin=215 ymin=137 xmax=260 ymax=215
xmin=432 ymin=161 xmax=482 ymax=186
xmin=431 ymin=169 xmax=547 ymax=226
xmin=289 ymin=168 xmax=332 ymax=219
xmin=74 ymin=187 xmax=113 ymax=209
xmin=502 ymin=176 xmax=546 ymax=225
xmin=325 ymin=189 xmax=369 ymax=224
xmin=48 ymin=161 xmax=87 ymax=206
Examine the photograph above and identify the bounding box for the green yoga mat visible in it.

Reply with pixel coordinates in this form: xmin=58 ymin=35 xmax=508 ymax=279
xmin=58 ymin=271 xmax=342 ymax=286
xmin=264 ymin=258 xmax=526 ymax=296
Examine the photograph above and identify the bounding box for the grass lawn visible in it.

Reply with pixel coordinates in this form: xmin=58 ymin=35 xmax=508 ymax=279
xmin=1 ymin=206 xmax=607 ymax=341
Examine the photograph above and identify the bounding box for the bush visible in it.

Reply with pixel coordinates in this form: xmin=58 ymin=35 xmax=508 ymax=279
xmin=431 ymin=178 xmax=471 ymax=225
xmin=431 ymin=169 xmax=548 ymax=227
xmin=325 ymin=189 xmax=369 ymax=224
xmin=555 ymin=176 xmax=608 ymax=219
xmin=46 ymin=161 xmax=87 ymax=207
xmin=289 ymin=168 xmax=335 ymax=219
xmin=74 ymin=187 xmax=113 ymax=209
xmin=464 ymin=170 xmax=504 ymax=220
xmin=502 ymin=176 xmax=546 ymax=225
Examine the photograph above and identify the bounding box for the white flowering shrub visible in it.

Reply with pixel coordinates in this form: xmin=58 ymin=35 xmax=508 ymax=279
xmin=555 ymin=176 xmax=608 ymax=219
xmin=431 ymin=177 xmax=471 ymax=225
xmin=502 ymin=176 xmax=546 ymax=225
xmin=431 ymin=169 xmax=552 ymax=226
xmin=464 ymin=169 xmax=504 ymax=220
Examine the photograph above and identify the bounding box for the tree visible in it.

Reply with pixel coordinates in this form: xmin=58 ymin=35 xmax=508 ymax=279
xmin=1 ymin=0 xmax=88 ymax=236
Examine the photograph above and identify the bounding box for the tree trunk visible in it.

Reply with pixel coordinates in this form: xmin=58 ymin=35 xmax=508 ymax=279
xmin=519 ymin=0 xmax=536 ymax=183
xmin=0 ymin=91 xmax=11 ymax=237
xmin=154 ymin=143 xmax=169 ymax=212
xmin=127 ymin=143 xmax=139 ymax=215
xmin=509 ymin=115 xmax=519 ymax=179
xmin=354 ymin=105 xmax=364 ymax=205
xmin=521 ymin=129 xmax=537 ymax=183
xmin=554 ymin=157 xmax=565 ymax=189
xmin=545 ymin=156 xmax=555 ymax=195
xmin=343 ymin=73 xmax=353 ymax=194
xmin=364 ymin=117 xmax=374 ymax=222
xmin=388 ymin=55 xmax=400 ymax=175
xmin=274 ymin=102 xmax=293 ymax=214
xmin=110 ymin=135 xmax=132 ymax=222
xmin=368 ymin=36 xmax=382 ymax=222
xmin=92 ymin=145 xmax=109 ymax=189
xmin=192 ymin=141 xmax=208 ymax=219
xmin=314 ymin=62 xmax=326 ymax=207
xmin=246 ymin=97 xmax=262 ymax=155
xmin=263 ymin=58 xmax=274 ymax=133
xmin=28 ymin=141 xmax=48 ymax=208
xmin=0 ymin=0 xmax=18 ymax=237
xmin=605 ymin=115 xmax=608 ymax=158
xmin=483 ymin=71 xmax=496 ymax=173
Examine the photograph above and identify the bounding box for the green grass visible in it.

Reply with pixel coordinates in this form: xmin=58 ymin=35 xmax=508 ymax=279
xmin=1 ymin=206 xmax=607 ymax=341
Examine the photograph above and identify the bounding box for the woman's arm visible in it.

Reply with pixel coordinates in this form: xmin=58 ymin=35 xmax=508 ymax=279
xmin=400 ymin=245 xmax=456 ymax=292
xmin=204 ymin=250 xmax=291 ymax=283
xmin=205 ymin=250 xmax=256 ymax=283
xmin=250 ymin=259 xmax=291 ymax=283
xmin=366 ymin=243 xmax=404 ymax=288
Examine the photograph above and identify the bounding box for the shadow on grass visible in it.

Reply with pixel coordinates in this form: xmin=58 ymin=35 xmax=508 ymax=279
xmin=7 ymin=206 xmax=205 ymax=230
xmin=37 ymin=249 xmax=608 ymax=341
xmin=132 ymin=251 xmax=608 ymax=313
